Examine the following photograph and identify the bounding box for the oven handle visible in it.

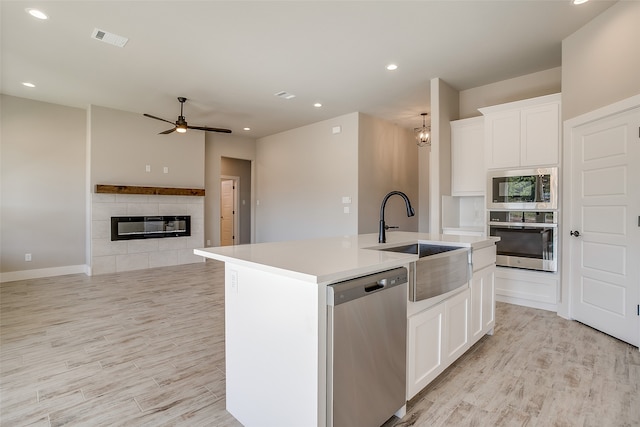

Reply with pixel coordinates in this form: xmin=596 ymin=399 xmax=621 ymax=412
xmin=488 ymin=222 xmax=557 ymax=228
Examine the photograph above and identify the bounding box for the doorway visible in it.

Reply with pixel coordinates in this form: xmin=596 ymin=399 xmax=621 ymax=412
xmin=220 ymin=177 xmax=238 ymax=246
xmin=220 ymin=156 xmax=252 ymax=245
xmin=563 ymin=96 xmax=640 ymax=347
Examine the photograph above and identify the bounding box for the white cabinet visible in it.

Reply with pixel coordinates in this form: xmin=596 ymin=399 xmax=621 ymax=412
xmin=480 ymin=93 xmax=561 ymax=169
xmin=470 ymin=264 xmax=496 ymax=342
xmin=406 ymin=244 xmax=497 ymax=400
xmin=451 ymin=116 xmax=485 ymax=196
xmin=407 ymin=302 xmax=445 ymax=398
xmin=443 ymin=288 xmax=471 ymax=362
xmin=407 ymin=288 xmax=470 ymax=399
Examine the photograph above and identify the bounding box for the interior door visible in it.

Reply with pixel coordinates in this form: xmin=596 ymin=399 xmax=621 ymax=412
xmin=220 ymin=179 xmax=235 ymax=246
xmin=569 ymin=106 xmax=640 ymax=347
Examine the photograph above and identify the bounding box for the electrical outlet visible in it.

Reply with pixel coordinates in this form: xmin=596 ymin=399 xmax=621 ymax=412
xmin=230 ymin=270 xmax=238 ymax=293
xmin=163 ymin=166 xmax=169 ymax=174
xmin=25 ymin=253 xmax=32 ymax=262
xmin=206 ymin=240 xmax=211 ymax=246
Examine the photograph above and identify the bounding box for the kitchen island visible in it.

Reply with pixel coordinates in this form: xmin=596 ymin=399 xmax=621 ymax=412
xmin=195 ymin=232 xmax=497 ymax=427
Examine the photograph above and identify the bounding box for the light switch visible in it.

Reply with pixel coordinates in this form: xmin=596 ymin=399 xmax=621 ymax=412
xmin=342 ymin=196 xmax=352 ymax=204
xmin=332 ymin=126 xmax=342 ymax=134
xmin=145 ymin=165 xmax=151 ymax=172
xmin=163 ymin=166 xmax=169 ymax=174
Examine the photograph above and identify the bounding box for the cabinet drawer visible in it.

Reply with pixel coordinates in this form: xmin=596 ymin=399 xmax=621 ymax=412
xmin=472 ymin=245 xmax=496 ymax=272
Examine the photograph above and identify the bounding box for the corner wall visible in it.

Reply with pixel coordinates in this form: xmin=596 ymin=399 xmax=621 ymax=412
xmin=205 ymin=133 xmax=256 ymax=246
xmin=255 ymin=113 xmax=359 ymax=243
xmin=358 ymin=113 xmax=418 ymax=234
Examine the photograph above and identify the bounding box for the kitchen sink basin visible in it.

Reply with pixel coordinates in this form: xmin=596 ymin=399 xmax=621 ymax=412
xmin=371 ymin=242 xmax=470 ymax=302
xmin=376 ymin=243 xmax=461 ymax=258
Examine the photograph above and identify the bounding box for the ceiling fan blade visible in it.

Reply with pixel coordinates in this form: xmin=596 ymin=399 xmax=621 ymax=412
xmin=144 ymin=113 xmax=175 ymax=125
xmin=187 ymin=125 xmax=232 ymax=134
xmin=159 ymin=127 xmax=177 ymax=134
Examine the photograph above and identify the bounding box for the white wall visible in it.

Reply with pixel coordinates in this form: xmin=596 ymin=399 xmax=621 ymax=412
xmin=562 ymin=0 xmax=640 ymax=121
xmin=255 ymin=113 xmax=359 ymax=242
xmin=205 ymin=133 xmax=256 ymax=246
xmin=1 ymin=95 xmax=86 ymax=277
xmin=358 ymin=113 xmax=418 ymax=234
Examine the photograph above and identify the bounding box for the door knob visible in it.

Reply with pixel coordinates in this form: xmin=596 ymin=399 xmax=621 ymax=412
xmin=570 ymin=230 xmax=581 ymax=237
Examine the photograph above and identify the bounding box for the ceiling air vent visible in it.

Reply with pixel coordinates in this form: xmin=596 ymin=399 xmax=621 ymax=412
xmin=91 ymin=28 xmax=128 ymax=48
xmin=274 ymin=91 xmax=296 ymax=100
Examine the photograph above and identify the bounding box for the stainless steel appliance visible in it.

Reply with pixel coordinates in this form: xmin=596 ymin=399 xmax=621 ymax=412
xmin=488 ymin=167 xmax=558 ymax=210
xmin=327 ymin=267 xmax=407 ymax=427
xmin=489 ymin=211 xmax=557 ymax=272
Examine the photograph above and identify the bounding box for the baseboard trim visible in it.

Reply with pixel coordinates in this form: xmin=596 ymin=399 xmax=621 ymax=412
xmin=0 ymin=265 xmax=89 ymax=283
xmin=496 ymin=294 xmax=557 ymax=312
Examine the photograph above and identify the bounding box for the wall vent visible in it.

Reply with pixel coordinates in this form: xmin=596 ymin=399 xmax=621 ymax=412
xmin=91 ymin=28 xmax=128 ymax=47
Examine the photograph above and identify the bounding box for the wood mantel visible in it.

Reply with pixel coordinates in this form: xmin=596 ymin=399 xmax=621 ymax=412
xmin=96 ymin=184 xmax=205 ymax=196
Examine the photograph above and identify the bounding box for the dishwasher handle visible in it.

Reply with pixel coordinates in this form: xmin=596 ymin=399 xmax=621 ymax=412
xmin=328 ymin=267 xmax=407 ymax=306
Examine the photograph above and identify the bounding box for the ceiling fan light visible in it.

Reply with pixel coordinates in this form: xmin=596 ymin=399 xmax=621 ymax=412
xmin=176 ymin=124 xmax=187 ymax=133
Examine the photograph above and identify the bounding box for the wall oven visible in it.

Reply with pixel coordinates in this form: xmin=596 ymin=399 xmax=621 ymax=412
xmin=487 ymin=167 xmax=557 ymax=210
xmin=488 ymin=211 xmax=557 ymax=272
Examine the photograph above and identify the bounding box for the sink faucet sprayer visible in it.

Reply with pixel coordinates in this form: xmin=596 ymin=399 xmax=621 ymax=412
xmin=379 ymin=191 xmax=415 ymax=243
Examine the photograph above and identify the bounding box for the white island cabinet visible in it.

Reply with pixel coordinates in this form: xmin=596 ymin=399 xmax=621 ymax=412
xmin=406 ymin=244 xmax=496 ymax=399
xmin=195 ymin=232 xmax=498 ymax=427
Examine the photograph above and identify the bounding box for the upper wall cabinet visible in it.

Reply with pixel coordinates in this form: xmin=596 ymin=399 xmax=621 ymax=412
xmin=479 ymin=94 xmax=561 ymax=169
xmin=451 ymin=116 xmax=485 ymax=196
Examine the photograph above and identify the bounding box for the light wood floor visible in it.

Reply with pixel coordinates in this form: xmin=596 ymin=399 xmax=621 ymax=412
xmin=1 ymin=261 xmax=638 ymax=426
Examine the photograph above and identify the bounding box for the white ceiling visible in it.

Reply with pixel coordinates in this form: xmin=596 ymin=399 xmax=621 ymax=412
xmin=1 ymin=1 xmax=616 ymax=138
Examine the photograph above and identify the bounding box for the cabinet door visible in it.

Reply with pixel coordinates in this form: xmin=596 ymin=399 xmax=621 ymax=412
xmin=521 ymin=102 xmax=560 ymax=166
xmin=451 ymin=118 xmax=485 ymax=196
xmin=485 ymin=110 xmax=520 ymax=169
xmin=407 ymin=303 xmax=445 ymax=399
xmin=443 ymin=288 xmax=470 ymax=363
xmin=470 ymin=265 xmax=496 ymax=344
xmin=480 ymin=266 xmax=496 ymax=334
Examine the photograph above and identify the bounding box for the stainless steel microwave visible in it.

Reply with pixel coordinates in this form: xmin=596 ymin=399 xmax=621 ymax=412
xmin=487 ymin=167 xmax=558 ymax=210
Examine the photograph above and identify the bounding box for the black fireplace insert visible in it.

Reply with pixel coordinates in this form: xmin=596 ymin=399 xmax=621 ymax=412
xmin=111 ymin=216 xmax=191 ymax=241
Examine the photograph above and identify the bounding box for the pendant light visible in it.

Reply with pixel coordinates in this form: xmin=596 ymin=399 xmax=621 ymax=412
xmin=415 ymin=113 xmax=431 ymax=147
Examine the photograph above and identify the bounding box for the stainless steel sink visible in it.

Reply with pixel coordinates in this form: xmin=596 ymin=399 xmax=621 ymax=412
xmin=376 ymin=243 xmax=461 ymax=258
xmin=373 ymin=243 xmax=471 ymax=302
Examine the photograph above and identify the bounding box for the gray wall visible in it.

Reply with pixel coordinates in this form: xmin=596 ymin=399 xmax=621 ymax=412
xmin=1 ymin=95 xmax=86 ymax=273
xmin=221 ymin=157 xmax=252 ymax=245
xmin=429 ymin=78 xmax=459 ymax=234
xmin=459 ymin=67 xmax=562 ymax=119
xmin=255 ymin=113 xmax=359 ymax=242
xmin=562 ymin=0 xmax=640 ymax=121
xmin=357 ymin=113 xmax=419 ymax=234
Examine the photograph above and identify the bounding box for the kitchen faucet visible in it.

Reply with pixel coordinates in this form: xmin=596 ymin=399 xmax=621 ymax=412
xmin=379 ymin=191 xmax=415 ymax=243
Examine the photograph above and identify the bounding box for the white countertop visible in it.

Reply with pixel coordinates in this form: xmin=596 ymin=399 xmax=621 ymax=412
xmin=194 ymin=231 xmax=498 ymax=285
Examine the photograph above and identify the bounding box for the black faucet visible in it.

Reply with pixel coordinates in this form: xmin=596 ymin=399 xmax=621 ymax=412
xmin=379 ymin=191 xmax=415 ymax=243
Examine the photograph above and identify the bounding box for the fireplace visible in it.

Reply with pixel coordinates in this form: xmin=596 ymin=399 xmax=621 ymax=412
xmin=111 ymin=216 xmax=191 ymax=241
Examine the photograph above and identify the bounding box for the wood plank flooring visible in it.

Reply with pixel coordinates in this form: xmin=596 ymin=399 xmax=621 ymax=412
xmin=1 ymin=261 xmax=638 ymax=426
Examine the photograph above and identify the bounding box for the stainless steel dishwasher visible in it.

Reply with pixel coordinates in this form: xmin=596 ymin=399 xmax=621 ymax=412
xmin=327 ymin=267 xmax=407 ymax=427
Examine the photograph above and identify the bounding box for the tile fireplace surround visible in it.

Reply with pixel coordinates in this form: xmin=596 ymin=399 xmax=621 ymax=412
xmin=91 ymin=192 xmax=204 ymax=275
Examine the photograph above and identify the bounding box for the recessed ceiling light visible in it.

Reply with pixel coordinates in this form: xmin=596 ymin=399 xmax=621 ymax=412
xmin=26 ymin=8 xmax=48 ymax=20
xmin=243 ymin=127 xmax=251 ymax=131
xmin=386 ymin=64 xmax=398 ymax=71
xmin=314 ymin=103 xmax=322 ymax=108
xmin=22 ymin=82 xmax=36 ymax=88
xmin=572 ymin=0 xmax=589 ymax=4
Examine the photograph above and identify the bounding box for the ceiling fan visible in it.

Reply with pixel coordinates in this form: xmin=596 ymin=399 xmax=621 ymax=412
xmin=144 ymin=97 xmax=232 ymax=135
